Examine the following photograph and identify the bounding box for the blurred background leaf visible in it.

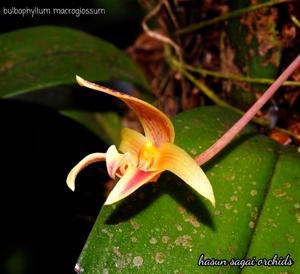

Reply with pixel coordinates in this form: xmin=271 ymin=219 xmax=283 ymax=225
xmin=62 ymin=110 xmax=122 ymax=144
xmin=0 ymin=25 xmax=150 ymax=144
xmin=0 ymin=26 xmax=149 ymax=98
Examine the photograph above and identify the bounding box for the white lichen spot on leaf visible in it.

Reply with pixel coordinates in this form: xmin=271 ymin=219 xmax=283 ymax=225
xmin=155 ymin=252 xmax=166 ymax=264
xmin=162 ymin=236 xmax=170 ymax=244
xmin=225 ymin=203 xmax=232 ymax=210
xmin=273 ymin=189 xmax=287 ymax=198
xmin=296 ymin=212 xmax=300 ymax=224
xmin=101 ymin=228 xmax=113 ymax=241
xmin=130 ymin=220 xmax=140 ymax=231
xmin=250 ymin=189 xmax=257 ymax=196
xmin=189 ymin=148 xmax=197 ymax=156
xmin=249 ymin=221 xmax=255 ymax=229
xmin=175 ymin=224 xmax=182 ymax=231
xmin=200 ymin=233 xmax=205 ymax=239
xmin=132 ymin=256 xmax=144 ymax=268
xmin=184 ymin=215 xmax=200 ymax=228
xmin=113 ymin=247 xmax=132 ymax=270
xmin=174 ymin=235 xmax=193 ymax=249
xmin=112 ymin=246 xmax=122 ymax=257
xmin=214 ymin=210 xmax=221 ymax=216
xmin=131 ymin=236 xmax=138 ymax=243
xmin=286 ymin=234 xmax=295 ymax=244
xmin=230 ymin=195 xmax=238 ymax=202
xmin=149 ymin=237 xmax=157 ymax=244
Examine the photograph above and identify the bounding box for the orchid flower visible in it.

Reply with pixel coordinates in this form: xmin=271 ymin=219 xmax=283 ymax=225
xmin=67 ymin=76 xmax=215 ymax=206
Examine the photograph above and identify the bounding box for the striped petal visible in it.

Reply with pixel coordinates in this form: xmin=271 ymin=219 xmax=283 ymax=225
xmin=66 ymin=153 xmax=106 ymax=191
xmin=119 ymin=128 xmax=147 ymax=164
xmin=155 ymin=143 xmax=215 ymax=206
xmin=104 ymin=166 xmax=161 ymax=205
xmin=76 ymin=76 xmax=175 ymax=147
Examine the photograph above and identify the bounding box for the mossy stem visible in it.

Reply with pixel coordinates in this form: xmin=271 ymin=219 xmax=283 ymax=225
xmin=176 ymin=0 xmax=292 ymax=35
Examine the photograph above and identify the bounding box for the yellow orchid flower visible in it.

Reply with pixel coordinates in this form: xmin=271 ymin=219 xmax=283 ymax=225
xmin=67 ymin=76 xmax=215 ymax=206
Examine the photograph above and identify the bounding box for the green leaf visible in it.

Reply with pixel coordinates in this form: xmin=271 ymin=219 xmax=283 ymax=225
xmin=61 ymin=110 xmax=122 ymax=145
xmin=75 ymin=106 xmax=300 ymax=273
xmin=0 ymin=26 xmax=149 ymax=98
xmin=242 ymin=147 xmax=300 ymax=273
xmin=0 ymin=26 xmax=149 ymax=145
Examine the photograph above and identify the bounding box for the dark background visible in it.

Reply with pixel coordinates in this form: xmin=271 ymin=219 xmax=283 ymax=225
xmin=0 ymin=1 xmax=144 ymax=273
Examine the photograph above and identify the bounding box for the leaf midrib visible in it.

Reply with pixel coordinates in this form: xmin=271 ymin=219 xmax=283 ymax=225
xmin=240 ymin=144 xmax=280 ymax=273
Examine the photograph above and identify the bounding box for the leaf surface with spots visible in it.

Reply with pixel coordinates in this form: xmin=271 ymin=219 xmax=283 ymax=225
xmin=76 ymin=106 xmax=300 ymax=273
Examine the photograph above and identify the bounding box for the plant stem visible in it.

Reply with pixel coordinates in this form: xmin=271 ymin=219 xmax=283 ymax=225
xmin=184 ymin=63 xmax=300 ymax=87
xmin=195 ymin=55 xmax=300 ymax=166
xmin=291 ymin=15 xmax=300 ymax=29
xmin=176 ymin=0 xmax=292 ymax=35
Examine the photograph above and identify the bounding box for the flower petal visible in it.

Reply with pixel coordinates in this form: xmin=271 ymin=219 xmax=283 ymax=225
xmin=155 ymin=143 xmax=215 ymax=206
xmin=104 ymin=166 xmax=161 ymax=205
xmin=66 ymin=153 xmax=106 ymax=191
xmin=119 ymin=128 xmax=147 ymax=164
xmin=106 ymin=145 xmax=127 ymax=179
xmin=76 ymin=76 xmax=175 ymax=147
